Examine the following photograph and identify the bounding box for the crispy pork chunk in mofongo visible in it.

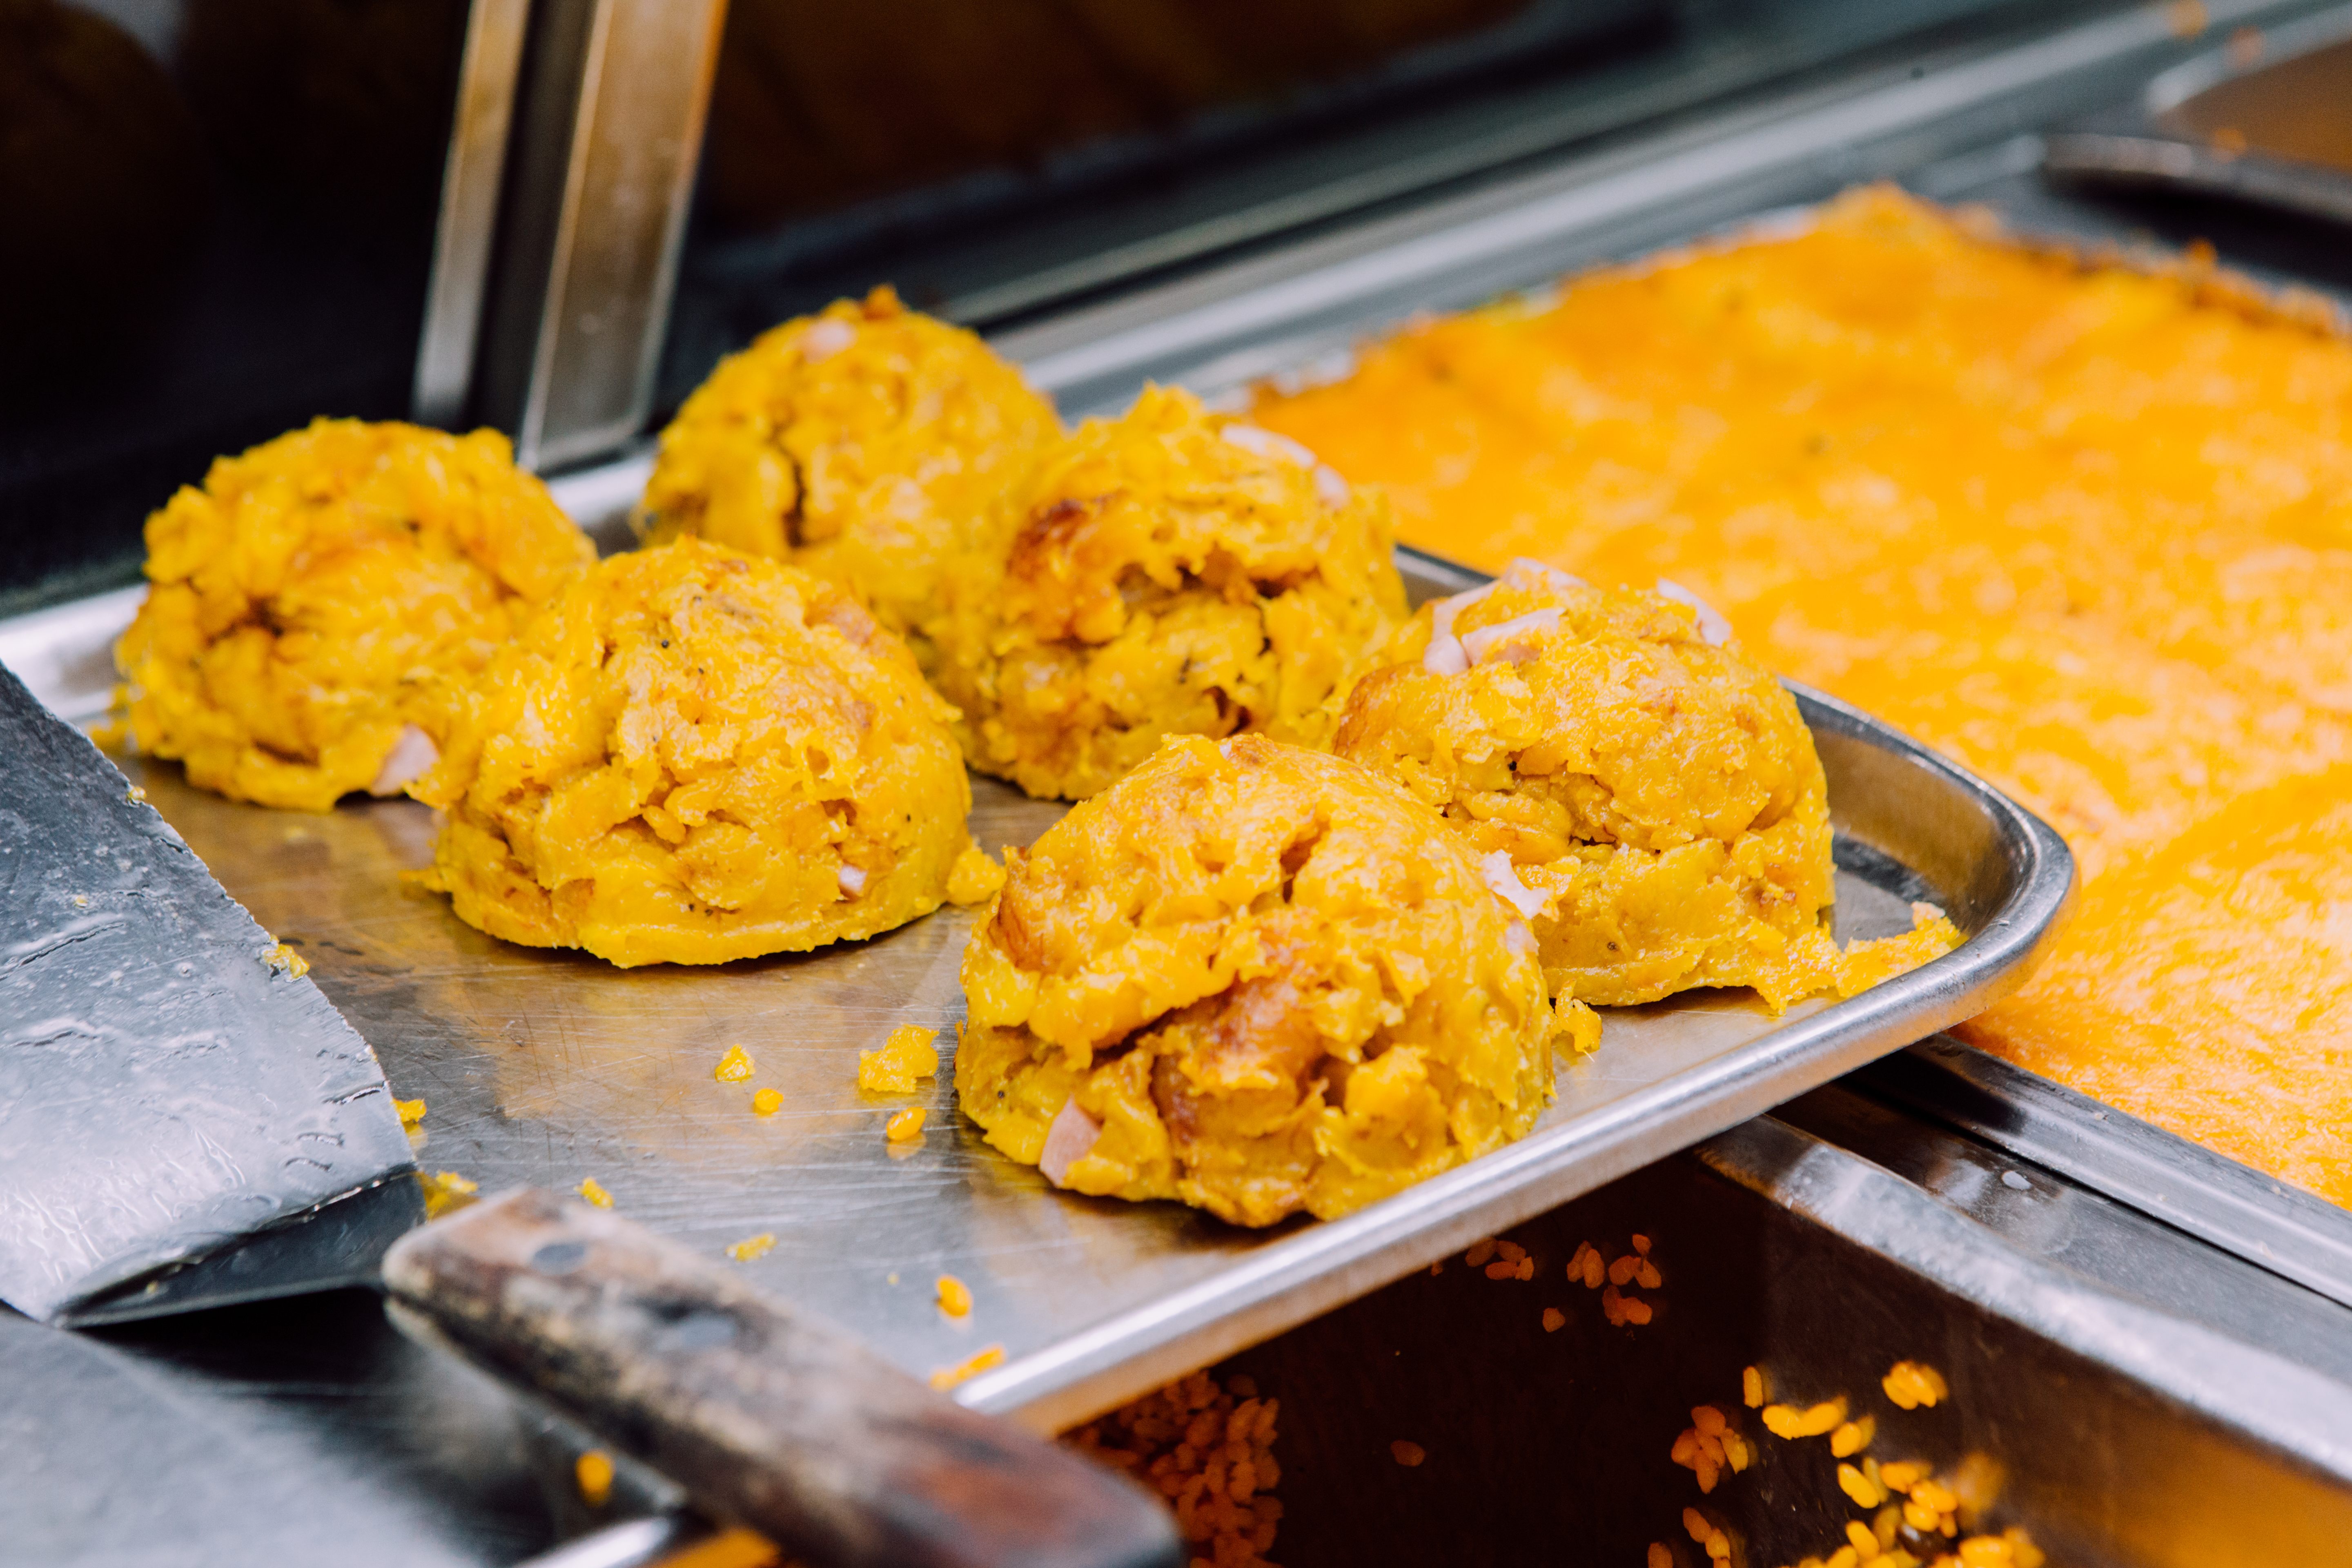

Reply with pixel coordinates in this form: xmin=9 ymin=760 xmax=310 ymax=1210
xmin=115 ymin=419 xmax=595 ymax=812
xmin=1334 ymin=562 xmax=1958 ymax=1011
xmin=635 ymin=286 xmax=1060 ymax=676
xmin=408 ymin=537 xmax=1001 ymax=968
xmin=955 ymin=733 xmax=1588 ymax=1226
xmin=934 ymin=384 xmax=1406 ymax=801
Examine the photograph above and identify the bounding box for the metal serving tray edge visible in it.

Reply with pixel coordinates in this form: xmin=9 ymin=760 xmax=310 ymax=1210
xmin=0 ymin=550 xmax=2072 ymax=1435
xmin=1858 ymin=1038 xmax=2352 ymax=1316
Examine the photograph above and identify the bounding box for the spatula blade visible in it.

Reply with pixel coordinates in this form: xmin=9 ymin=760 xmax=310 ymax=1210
xmin=0 ymin=662 xmax=416 ymax=1323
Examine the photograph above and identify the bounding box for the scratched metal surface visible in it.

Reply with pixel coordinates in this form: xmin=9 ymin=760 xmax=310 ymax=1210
xmin=0 ymin=664 xmax=413 ymax=1324
xmin=77 ymin=550 xmax=2066 ymax=1435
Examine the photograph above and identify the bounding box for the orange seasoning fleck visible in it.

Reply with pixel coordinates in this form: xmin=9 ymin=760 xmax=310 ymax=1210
xmin=886 ymin=1107 xmax=926 ymax=1141
xmin=1883 ymin=1360 xmax=1949 ymax=1410
xmin=575 ymin=1450 xmax=615 ymax=1508
xmin=1742 ymin=1365 xmax=1765 ymax=1408
xmin=1390 ymin=1440 xmax=1426 ymax=1468
xmin=1541 ymin=1307 xmax=1566 ymax=1333
xmin=859 ymin=1024 xmax=941 ymax=1094
xmin=930 ymin=1344 xmax=1006 ymax=1390
xmin=419 ymin=1170 xmax=478 ymax=1219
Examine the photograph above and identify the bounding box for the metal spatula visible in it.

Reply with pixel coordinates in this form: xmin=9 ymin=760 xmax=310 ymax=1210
xmin=0 ymin=662 xmax=1176 ymax=1568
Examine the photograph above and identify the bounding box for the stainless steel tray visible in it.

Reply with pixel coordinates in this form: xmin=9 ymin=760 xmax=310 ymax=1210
xmin=1857 ymin=1038 xmax=2352 ymax=1314
xmin=0 ymin=551 xmax=2071 ymax=1434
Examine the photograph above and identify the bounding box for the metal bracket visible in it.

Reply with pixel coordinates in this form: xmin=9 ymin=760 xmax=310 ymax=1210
xmin=473 ymin=0 xmax=730 ymax=471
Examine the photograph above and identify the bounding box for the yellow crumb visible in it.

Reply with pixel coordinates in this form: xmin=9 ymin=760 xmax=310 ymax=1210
xmin=936 ymin=1274 xmax=972 ymax=1316
xmin=125 ymin=785 xmax=147 ymax=804
xmin=726 ymin=1233 xmax=776 ymax=1262
xmin=713 ymin=1045 xmax=755 ymax=1082
xmin=1742 ymin=1365 xmax=1764 ymax=1408
xmin=1880 ymin=1461 xmax=1927 ymax=1493
xmin=418 ymin=1170 xmax=477 ymax=1218
xmin=1762 ymin=1396 xmax=1849 ymax=1439
xmin=1831 ymin=1415 xmax=1876 ymax=1457
xmin=575 ymin=1450 xmax=614 ymax=1508
xmin=394 ymin=1098 xmax=427 ymax=1127
xmin=751 ymin=1087 xmax=784 ymax=1116
xmin=929 ymin=1343 xmax=1005 ymax=1390
xmin=1838 ymin=1461 xmax=1884 ymax=1508
xmin=1541 ymin=1307 xmax=1565 ymax=1333
xmin=263 ymin=942 xmax=309 ymax=979
xmin=946 ymin=844 xmax=1006 ymax=906
xmin=643 ymin=1527 xmax=784 ymax=1568
xmin=859 ymin=1024 xmax=941 ymax=1094
xmin=577 ymin=1177 xmax=613 ymax=1210
xmin=886 ymin=1107 xmax=927 ymax=1142
xmin=1883 ymin=1360 xmax=1949 ymax=1410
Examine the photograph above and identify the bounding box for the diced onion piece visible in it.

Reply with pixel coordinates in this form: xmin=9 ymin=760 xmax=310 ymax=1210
xmin=368 ymin=724 xmax=439 ymax=796
xmin=1313 ymin=464 xmax=1351 ymax=508
xmin=837 ymin=863 xmax=868 ymax=897
xmin=802 ymin=318 xmax=856 ymax=361
xmin=1505 ymin=557 xmax=1588 ymax=593
xmin=1655 ymin=578 xmax=1733 ymax=646
xmin=1219 ymin=423 xmax=1319 ymax=468
xmin=1461 ymin=608 xmax=1562 ymax=665
xmin=1503 ymin=922 xmax=1537 ymax=956
xmin=1423 ymin=634 xmax=1470 ymax=675
xmin=1479 ymin=849 xmax=1546 ymax=919
xmin=1039 ymin=1098 xmax=1103 ymax=1187
xmin=1429 ymin=579 xmax=1500 ymax=639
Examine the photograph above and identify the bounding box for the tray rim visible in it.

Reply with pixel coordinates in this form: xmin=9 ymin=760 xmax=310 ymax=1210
xmin=961 ymin=555 xmax=2077 ymax=1430
xmin=1858 ymin=1036 xmax=2352 ymax=1314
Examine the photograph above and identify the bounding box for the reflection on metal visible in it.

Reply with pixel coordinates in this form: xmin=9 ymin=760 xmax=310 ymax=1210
xmin=413 ymin=0 xmax=535 ymax=428
xmin=477 ymin=0 xmax=729 ymax=471
xmin=993 ymin=0 xmax=2314 ymax=416
xmin=1860 ymin=1038 xmax=2352 ymax=1314
xmin=1699 ymin=1116 xmax=2352 ymax=1514
xmin=2040 ymin=4 xmax=2352 ymax=227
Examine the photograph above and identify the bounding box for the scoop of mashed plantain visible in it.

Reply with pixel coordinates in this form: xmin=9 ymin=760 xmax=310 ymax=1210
xmin=408 ymin=536 xmax=1000 ymax=967
xmin=956 ymin=733 xmax=1579 ymax=1227
xmin=1334 ymin=560 xmax=1958 ymax=1011
xmin=935 ymin=384 xmax=1406 ymax=801
xmin=115 ymin=419 xmax=595 ymax=812
xmin=637 ymin=286 xmax=1061 ymax=676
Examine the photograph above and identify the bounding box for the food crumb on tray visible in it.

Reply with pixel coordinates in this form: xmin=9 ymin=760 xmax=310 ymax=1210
xmin=929 ymin=1344 xmax=1005 ymax=1390
xmin=859 ymin=1025 xmax=940 ymax=1094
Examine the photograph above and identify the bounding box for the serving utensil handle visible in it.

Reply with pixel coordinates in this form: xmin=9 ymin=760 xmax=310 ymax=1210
xmin=382 ymin=1188 xmax=1179 ymax=1568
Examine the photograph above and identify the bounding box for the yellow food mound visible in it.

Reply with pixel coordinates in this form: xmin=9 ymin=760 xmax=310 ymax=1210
xmin=1335 ymin=562 xmax=1957 ymax=1010
xmin=638 ymin=286 xmax=1061 ymax=672
xmin=956 ymin=733 xmax=1565 ymax=1226
xmin=1252 ymin=185 xmax=2352 ymax=1202
xmin=115 ymin=419 xmax=594 ymax=811
xmin=409 ymin=537 xmax=992 ymax=967
xmin=936 ymin=385 xmax=1407 ymax=800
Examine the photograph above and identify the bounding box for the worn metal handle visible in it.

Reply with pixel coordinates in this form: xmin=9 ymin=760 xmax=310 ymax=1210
xmin=382 ymin=1189 xmax=1179 ymax=1568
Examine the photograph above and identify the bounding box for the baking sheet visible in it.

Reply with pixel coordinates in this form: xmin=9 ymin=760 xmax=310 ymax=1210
xmin=5 ymin=551 xmax=2070 ymax=1434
